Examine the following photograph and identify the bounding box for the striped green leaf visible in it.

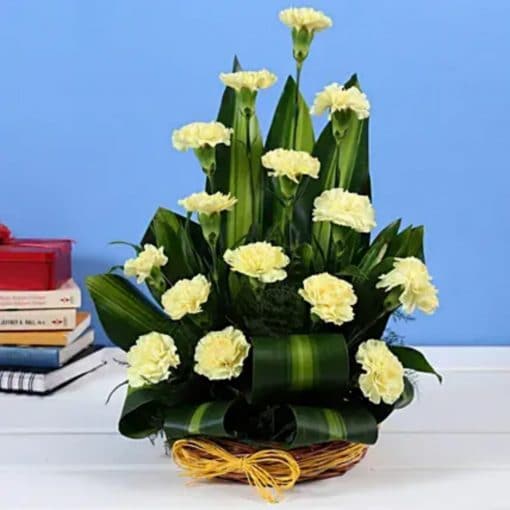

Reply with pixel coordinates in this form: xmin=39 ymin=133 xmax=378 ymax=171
xmin=251 ymin=333 xmax=349 ymax=404
xmin=87 ymin=274 xmax=199 ymax=365
xmin=164 ymin=401 xmax=235 ymax=440
xmin=87 ymin=274 xmax=172 ymax=350
xmin=265 ymin=75 xmax=314 ymax=153
xmin=119 ymin=378 xmax=207 ymax=439
xmin=215 ymin=57 xmax=264 ymax=247
xmin=358 ymin=219 xmax=402 ymax=277
xmin=264 ymin=76 xmax=314 ymax=236
xmin=287 ymin=403 xmax=378 ymax=446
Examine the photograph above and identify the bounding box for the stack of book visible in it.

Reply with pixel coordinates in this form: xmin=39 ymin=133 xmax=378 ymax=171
xmin=0 ymin=282 xmax=105 ymax=394
xmin=0 ymin=229 xmax=105 ymax=393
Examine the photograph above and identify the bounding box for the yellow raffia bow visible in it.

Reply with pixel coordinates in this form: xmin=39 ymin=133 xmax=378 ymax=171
xmin=172 ymin=438 xmax=301 ymax=503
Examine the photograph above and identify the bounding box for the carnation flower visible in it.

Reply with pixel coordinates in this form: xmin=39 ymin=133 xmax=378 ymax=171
xmin=261 ymin=148 xmax=320 ymax=183
xmin=298 ymin=273 xmax=357 ymax=326
xmin=311 ymin=83 xmax=370 ymax=120
xmin=123 ymin=244 xmax=168 ymax=284
xmin=279 ymin=7 xmax=332 ymax=32
xmin=126 ymin=332 xmax=180 ymax=388
xmin=312 ymin=188 xmax=376 ymax=233
xmin=171 ymin=122 xmax=233 ymax=151
xmin=376 ymin=257 xmax=439 ymax=315
xmin=223 ymin=242 xmax=290 ymax=283
xmin=194 ymin=326 xmax=250 ymax=380
xmin=356 ymin=339 xmax=404 ymax=405
xmin=178 ymin=191 xmax=238 ymax=216
xmin=0 ymin=224 xmax=12 ymax=244
xmin=161 ymin=274 xmax=211 ymax=321
xmin=219 ymin=70 xmax=277 ymax=92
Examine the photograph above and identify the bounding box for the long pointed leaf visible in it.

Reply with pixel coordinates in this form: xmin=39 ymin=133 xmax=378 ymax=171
xmin=87 ymin=274 xmax=173 ymax=351
xmin=391 ymin=346 xmax=442 ymax=382
xmin=215 ymin=57 xmax=264 ymax=247
xmin=87 ymin=274 xmax=199 ymax=365
xmin=142 ymin=207 xmax=207 ymax=284
xmin=265 ymin=75 xmax=314 ymax=152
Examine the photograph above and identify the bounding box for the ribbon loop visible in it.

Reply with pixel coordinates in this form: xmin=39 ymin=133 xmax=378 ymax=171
xmin=172 ymin=438 xmax=301 ymax=503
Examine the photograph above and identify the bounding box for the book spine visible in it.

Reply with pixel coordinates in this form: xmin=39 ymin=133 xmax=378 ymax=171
xmin=0 ymin=309 xmax=76 ymax=331
xmin=0 ymin=370 xmax=42 ymax=392
xmin=0 ymin=287 xmax=81 ymax=310
xmin=0 ymin=346 xmax=59 ymax=368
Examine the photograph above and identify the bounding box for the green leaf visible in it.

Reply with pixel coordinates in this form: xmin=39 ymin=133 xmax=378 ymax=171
xmin=142 ymin=207 xmax=207 ymax=284
xmin=358 ymin=219 xmax=401 ymax=276
xmin=119 ymin=379 xmax=207 ymax=439
xmin=286 ymin=403 xmax=378 ymax=447
xmin=87 ymin=274 xmax=173 ymax=351
xmin=338 ymin=75 xmax=370 ymax=194
xmin=390 ymin=346 xmax=442 ymax=382
xmin=296 ymin=75 xmax=371 ymax=252
xmin=264 ymin=76 xmax=315 ymax=235
xmin=251 ymin=333 xmax=349 ymax=404
xmin=296 ymin=122 xmax=337 ymax=251
xmin=87 ymin=274 xmax=200 ymax=367
xmin=395 ymin=376 xmax=415 ymax=409
xmin=215 ymin=57 xmax=264 ymax=247
xmin=265 ymin=75 xmax=314 ymax=153
xmin=119 ymin=387 xmax=164 ymax=439
xmin=164 ymin=401 xmax=235 ymax=440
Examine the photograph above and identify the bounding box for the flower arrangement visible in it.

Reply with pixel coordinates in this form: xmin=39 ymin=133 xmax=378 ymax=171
xmin=88 ymin=6 xmax=441 ymax=502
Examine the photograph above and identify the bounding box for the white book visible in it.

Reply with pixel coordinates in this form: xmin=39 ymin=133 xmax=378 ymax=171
xmin=0 ymin=309 xmax=77 ymax=331
xmin=0 ymin=344 xmax=106 ymax=394
xmin=0 ymin=279 xmax=81 ymax=310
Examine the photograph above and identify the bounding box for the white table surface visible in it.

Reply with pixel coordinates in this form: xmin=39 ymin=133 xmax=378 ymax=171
xmin=1 ymin=346 xmax=509 ymax=510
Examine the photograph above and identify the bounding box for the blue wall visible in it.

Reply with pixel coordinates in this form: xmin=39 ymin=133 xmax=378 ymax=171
xmin=1 ymin=1 xmax=509 ymax=345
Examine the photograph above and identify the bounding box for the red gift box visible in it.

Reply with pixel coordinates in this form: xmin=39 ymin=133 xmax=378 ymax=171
xmin=0 ymin=238 xmax=72 ymax=291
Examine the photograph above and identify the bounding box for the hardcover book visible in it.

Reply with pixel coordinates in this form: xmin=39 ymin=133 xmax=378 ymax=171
xmin=0 ymin=279 xmax=81 ymax=310
xmin=0 ymin=345 xmax=105 ymax=393
xmin=0 ymin=312 xmax=90 ymax=345
xmin=0 ymin=308 xmax=77 ymax=331
xmin=0 ymin=329 xmax=94 ymax=368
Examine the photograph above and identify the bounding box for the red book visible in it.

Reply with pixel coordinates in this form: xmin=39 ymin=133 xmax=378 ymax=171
xmin=0 ymin=238 xmax=72 ymax=291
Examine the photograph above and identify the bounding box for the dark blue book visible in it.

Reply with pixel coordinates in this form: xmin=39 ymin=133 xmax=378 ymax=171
xmin=0 ymin=330 xmax=94 ymax=369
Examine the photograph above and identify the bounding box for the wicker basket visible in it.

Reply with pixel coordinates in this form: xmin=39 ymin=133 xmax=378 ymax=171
xmin=197 ymin=438 xmax=368 ymax=483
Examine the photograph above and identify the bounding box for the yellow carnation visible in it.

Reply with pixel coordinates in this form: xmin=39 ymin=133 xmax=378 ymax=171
xmin=312 ymin=188 xmax=376 ymax=233
xmin=299 ymin=273 xmax=357 ymax=326
xmin=126 ymin=332 xmax=180 ymax=388
xmin=171 ymin=121 xmax=233 ymax=151
xmin=194 ymin=326 xmax=250 ymax=380
xmin=223 ymin=242 xmax=290 ymax=283
xmin=376 ymin=257 xmax=439 ymax=315
xmin=356 ymin=339 xmax=404 ymax=405
xmin=178 ymin=191 xmax=238 ymax=216
xmin=261 ymin=148 xmax=320 ymax=183
xmin=279 ymin=7 xmax=332 ymax=32
xmin=219 ymin=70 xmax=277 ymax=92
xmin=311 ymin=83 xmax=370 ymax=120
xmin=123 ymin=244 xmax=168 ymax=284
xmin=161 ymin=274 xmax=211 ymax=321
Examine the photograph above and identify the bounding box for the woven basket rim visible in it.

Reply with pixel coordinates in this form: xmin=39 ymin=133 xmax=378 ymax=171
xmin=193 ymin=436 xmax=369 ymax=483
